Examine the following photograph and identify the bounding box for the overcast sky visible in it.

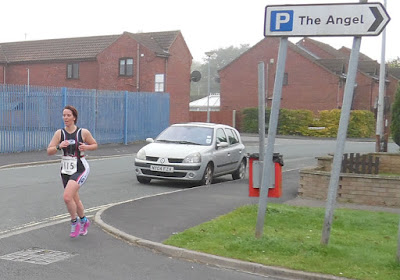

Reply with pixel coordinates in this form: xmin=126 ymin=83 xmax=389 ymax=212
xmin=1 ymin=0 xmax=398 ymax=63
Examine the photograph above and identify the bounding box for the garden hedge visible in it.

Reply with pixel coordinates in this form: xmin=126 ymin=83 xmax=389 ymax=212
xmin=241 ymin=107 xmax=375 ymax=138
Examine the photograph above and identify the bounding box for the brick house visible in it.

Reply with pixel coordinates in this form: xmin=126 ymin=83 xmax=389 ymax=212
xmin=297 ymin=38 xmax=399 ymax=111
xmin=217 ymin=37 xmax=399 ymax=120
xmin=0 ymin=30 xmax=192 ymax=124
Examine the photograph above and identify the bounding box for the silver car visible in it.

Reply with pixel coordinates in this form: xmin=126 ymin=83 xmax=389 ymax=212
xmin=134 ymin=122 xmax=246 ymax=185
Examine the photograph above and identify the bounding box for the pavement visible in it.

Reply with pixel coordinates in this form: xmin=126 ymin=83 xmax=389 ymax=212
xmin=1 ymin=136 xmax=398 ymax=280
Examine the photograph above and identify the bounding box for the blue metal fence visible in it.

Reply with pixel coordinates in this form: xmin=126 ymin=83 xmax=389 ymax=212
xmin=0 ymin=85 xmax=170 ymax=153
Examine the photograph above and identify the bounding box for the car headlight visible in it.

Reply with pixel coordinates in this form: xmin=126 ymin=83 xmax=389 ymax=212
xmin=136 ymin=149 xmax=146 ymax=160
xmin=183 ymin=152 xmax=201 ymax=163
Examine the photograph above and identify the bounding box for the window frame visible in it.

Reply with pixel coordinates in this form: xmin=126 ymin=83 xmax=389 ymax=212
xmin=119 ymin=58 xmax=134 ymax=77
xmin=283 ymin=72 xmax=288 ymax=86
xmin=67 ymin=62 xmax=79 ymax=79
xmin=216 ymin=128 xmax=228 ymax=145
xmin=155 ymin=74 xmax=165 ymax=92
xmin=226 ymin=129 xmax=239 ymax=145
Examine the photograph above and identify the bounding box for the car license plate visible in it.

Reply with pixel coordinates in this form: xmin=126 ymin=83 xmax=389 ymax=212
xmin=150 ymin=165 xmax=174 ymax=173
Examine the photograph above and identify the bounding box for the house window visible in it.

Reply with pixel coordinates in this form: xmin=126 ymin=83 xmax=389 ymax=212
xmin=155 ymin=74 xmax=165 ymax=92
xmin=119 ymin=58 xmax=133 ymax=76
xmin=283 ymin=72 xmax=288 ymax=86
xmin=67 ymin=63 xmax=79 ymax=79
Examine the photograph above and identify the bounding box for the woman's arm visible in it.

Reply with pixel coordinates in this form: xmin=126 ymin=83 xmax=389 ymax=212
xmin=47 ymin=129 xmax=61 ymax=156
xmin=79 ymin=129 xmax=98 ymax=152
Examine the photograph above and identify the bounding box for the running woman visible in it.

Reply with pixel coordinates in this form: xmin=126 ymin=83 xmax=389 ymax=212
xmin=47 ymin=105 xmax=98 ymax=238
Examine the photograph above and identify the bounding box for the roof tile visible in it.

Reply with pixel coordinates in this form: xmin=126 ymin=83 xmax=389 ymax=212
xmin=0 ymin=30 xmax=180 ymax=64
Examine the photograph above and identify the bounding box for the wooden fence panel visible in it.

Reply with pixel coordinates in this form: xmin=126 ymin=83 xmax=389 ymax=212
xmin=341 ymin=153 xmax=380 ymax=174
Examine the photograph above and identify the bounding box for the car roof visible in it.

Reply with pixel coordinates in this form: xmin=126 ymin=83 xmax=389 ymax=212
xmin=171 ymin=122 xmax=234 ymax=129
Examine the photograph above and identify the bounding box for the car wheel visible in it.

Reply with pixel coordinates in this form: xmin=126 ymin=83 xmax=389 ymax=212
xmin=232 ymin=159 xmax=246 ymax=180
xmin=137 ymin=176 xmax=151 ymax=184
xmin=200 ymin=163 xmax=214 ymax=185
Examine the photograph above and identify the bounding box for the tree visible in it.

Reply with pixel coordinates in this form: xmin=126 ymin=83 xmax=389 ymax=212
xmin=388 ymin=57 xmax=400 ymax=68
xmin=391 ymin=82 xmax=400 ymax=147
xmin=190 ymin=44 xmax=250 ymax=100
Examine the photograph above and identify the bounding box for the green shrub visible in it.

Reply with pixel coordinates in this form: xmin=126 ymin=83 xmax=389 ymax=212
xmin=241 ymin=108 xmax=259 ymax=133
xmin=391 ymin=83 xmax=400 ymax=147
xmin=306 ymin=109 xmax=375 ymax=138
xmin=278 ymin=109 xmax=313 ymax=135
xmin=309 ymin=109 xmax=341 ymax=137
xmin=241 ymin=107 xmax=271 ymax=133
xmin=348 ymin=110 xmax=376 ymax=138
xmin=241 ymin=107 xmax=375 ymax=138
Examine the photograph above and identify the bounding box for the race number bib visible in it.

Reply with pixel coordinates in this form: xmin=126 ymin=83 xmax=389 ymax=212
xmin=61 ymin=156 xmax=78 ymax=175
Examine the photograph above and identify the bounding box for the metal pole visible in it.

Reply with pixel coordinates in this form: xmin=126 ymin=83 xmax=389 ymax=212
xmin=321 ymin=36 xmax=362 ymax=245
xmin=206 ymin=56 xmax=211 ymax=123
xmin=398 ymin=216 xmax=400 ymax=263
xmin=266 ymin=63 xmax=269 ymax=109
xmin=375 ymin=0 xmax=387 ymax=152
xmin=258 ymin=62 xmax=266 ymax=177
xmin=255 ymin=37 xmax=288 ymax=238
xmin=23 ymin=68 xmax=29 ymax=151
xmin=265 ymin=59 xmax=274 ymax=108
xmin=27 ymin=68 xmax=30 ymax=94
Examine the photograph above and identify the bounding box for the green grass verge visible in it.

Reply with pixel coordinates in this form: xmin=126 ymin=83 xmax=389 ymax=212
xmin=164 ymin=204 xmax=400 ymax=280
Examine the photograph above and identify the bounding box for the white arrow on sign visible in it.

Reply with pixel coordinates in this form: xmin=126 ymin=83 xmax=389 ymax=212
xmin=264 ymin=3 xmax=390 ymax=37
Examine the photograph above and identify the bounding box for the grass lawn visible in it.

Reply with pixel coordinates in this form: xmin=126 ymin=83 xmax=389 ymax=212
xmin=164 ymin=204 xmax=400 ymax=280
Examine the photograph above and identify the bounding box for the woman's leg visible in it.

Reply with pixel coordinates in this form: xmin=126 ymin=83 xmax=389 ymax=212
xmin=74 ymin=191 xmax=85 ymax=218
xmin=63 ymin=180 xmax=80 ymax=220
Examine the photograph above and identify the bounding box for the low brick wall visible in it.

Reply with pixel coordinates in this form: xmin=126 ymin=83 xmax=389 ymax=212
xmin=299 ymin=153 xmax=400 ymax=207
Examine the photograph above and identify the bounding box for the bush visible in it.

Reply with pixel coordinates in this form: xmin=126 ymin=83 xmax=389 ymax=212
xmin=241 ymin=107 xmax=375 ymax=138
xmin=348 ymin=110 xmax=376 ymax=138
xmin=278 ymin=109 xmax=313 ymax=135
xmin=391 ymin=83 xmax=400 ymax=147
xmin=241 ymin=108 xmax=259 ymax=133
xmin=241 ymin=107 xmax=271 ymax=133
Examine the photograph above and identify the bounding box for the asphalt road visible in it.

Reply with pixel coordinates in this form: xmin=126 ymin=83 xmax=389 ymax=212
xmin=0 ymin=136 xmax=397 ymax=280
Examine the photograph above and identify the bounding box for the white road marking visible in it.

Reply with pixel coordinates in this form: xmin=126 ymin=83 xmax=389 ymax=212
xmin=0 ymin=155 xmax=314 ymax=239
xmin=0 ymin=189 xmax=185 ymax=240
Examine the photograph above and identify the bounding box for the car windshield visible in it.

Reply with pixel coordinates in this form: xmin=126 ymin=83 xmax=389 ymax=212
xmin=156 ymin=126 xmax=214 ymax=146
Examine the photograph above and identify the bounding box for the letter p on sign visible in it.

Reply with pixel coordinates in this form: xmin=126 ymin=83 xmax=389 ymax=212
xmin=270 ymin=10 xmax=294 ymax=31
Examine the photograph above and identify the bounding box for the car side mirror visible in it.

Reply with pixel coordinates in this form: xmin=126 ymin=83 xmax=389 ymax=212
xmin=217 ymin=142 xmax=229 ymax=149
xmin=146 ymin=138 xmax=154 ymax=143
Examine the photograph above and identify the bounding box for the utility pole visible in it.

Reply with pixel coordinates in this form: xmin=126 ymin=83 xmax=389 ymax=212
xmin=375 ymin=0 xmax=387 ymax=152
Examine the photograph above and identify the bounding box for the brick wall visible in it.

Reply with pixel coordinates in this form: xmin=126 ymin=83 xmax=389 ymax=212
xmin=219 ymin=37 xmax=343 ymax=114
xmin=299 ymin=153 xmax=400 ymax=207
xmin=166 ymin=32 xmax=192 ymax=124
xmin=4 ymin=61 xmax=99 ymax=89
xmin=219 ymin=37 xmax=399 ymax=116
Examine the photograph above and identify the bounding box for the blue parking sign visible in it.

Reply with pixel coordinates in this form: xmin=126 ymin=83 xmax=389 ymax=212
xmin=270 ymin=10 xmax=294 ymax=32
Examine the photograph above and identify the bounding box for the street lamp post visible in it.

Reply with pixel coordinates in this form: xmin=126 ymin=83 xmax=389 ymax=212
xmin=265 ymin=58 xmax=275 ymax=108
xmin=205 ymin=51 xmax=216 ymax=123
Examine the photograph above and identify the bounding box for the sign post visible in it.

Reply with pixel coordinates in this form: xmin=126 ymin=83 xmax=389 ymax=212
xmin=257 ymin=1 xmax=390 ymax=242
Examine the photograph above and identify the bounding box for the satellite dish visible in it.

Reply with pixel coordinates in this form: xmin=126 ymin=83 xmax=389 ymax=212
xmin=190 ymin=70 xmax=201 ymax=82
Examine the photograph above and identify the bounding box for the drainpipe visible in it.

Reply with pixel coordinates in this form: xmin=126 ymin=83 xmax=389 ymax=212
xmin=136 ymin=43 xmax=140 ymax=92
xmin=337 ymin=79 xmax=340 ymax=108
xmin=164 ymin=57 xmax=168 ymax=93
xmin=369 ymin=79 xmax=374 ymax=111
